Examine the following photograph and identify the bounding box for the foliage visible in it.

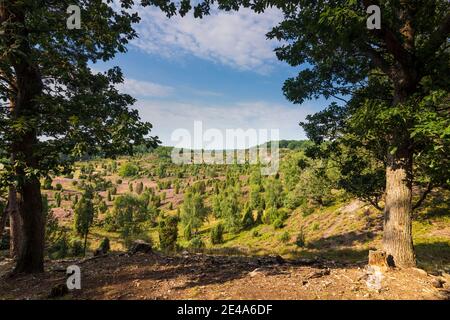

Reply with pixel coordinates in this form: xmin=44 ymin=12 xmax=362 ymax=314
xmin=158 ymin=215 xmax=179 ymax=252
xmin=105 ymin=194 xmax=154 ymax=241
xmin=43 ymin=195 xmax=61 ymax=245
xmin=180 ymin=191 xmax=207 ymax=238
xmin=135 ymin=181 xmax=144 ymax=195
xmin=0 ymin=0 xmax=160 ymax=271
xmin=279 ymin=231 xmax=290 ymax=243
xmin=221 ymin=189 xmax=242 ymax=233
xmin=241 ymin=204 xmax=255 ymax=229
xmin=119 ymin=162 xmax=140 ymax=178
xmin=295 ymin=229 xmax=306 ymax=248
xmin=263 ymin=177 xmax=284 ymax=209
xmin=73 ymin=192 xmax=95 ymax=255
xmin=189 ymin=236 xmax=205 ymax=249
xmin=210 ymin=223 xmax=224 ymax=245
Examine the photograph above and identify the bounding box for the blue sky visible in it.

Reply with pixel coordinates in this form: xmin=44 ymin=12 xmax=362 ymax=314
xmin=94 ymin=6 xmax=330 ymax=149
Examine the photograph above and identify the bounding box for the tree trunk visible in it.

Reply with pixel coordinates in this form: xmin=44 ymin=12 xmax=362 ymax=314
xmin=382 ymin=89 xmax=416 ymax=268
xmin=14 ymin=178 xmax=44 ymax=273
xmin=1 ymin=3 xmax=46 ymax=273
xmin=84 ymin=232 xmax=88 ymax=257
xmin=0 ymin=198 xmax=7 ymax=238
xmin=7 ymin=187 xmax=22 ymax=259
xmin=383 ymin=152 xmax=416 ymax=267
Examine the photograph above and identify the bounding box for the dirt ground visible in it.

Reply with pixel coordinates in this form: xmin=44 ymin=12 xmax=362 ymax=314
xmin=0 ymin=252 xmax=449 ymax=300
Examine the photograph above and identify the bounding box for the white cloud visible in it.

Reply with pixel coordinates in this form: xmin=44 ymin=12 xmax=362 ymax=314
xmin=134 ymin=100 xmax=313 ymax=149
xmin=116 ymin=78 xmax=174 ymax=97
xmin=133 ymin=7 xmax=283 ymax=73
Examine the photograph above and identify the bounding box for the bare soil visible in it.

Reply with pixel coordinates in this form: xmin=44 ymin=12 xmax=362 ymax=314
xmin=1 ymin=252 xmax=449 ymax=300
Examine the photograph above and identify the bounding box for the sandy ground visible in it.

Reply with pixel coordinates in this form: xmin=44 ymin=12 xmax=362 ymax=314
xmin=0 ymin=252 xmax=449 ymax=300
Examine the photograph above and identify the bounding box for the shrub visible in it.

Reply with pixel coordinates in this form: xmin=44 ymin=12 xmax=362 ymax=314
xmin=96 ymin=201 xmax=108 ymax=215
xmin=263 ymin=207 xmax=290 ymax=226
xmin=183 ymin=223 xmax=192 ymax=241
xmin=135 ymin=181 xmax=144 ymax=195
xmin=295 ymin=229 xmax=306 ymax=247
xmin=97 ymin=237 xmax=110 ymax=254
xmin=48 ymin=235 xmax=69 ymax=259
xmin=264 ymin=178 xmax=284 ymax=209
xmin=70 ymin=239 xmax=84 ymax=256
xmin=55 ymin=192 xmax=62 ymax=207
xmin=73 ymin=193 xmax=95 ymax=255
xmin=105 ymin=194 xmax=155 ymax=236
xmin=119 ymin=162 xmax=139 ymax=177
xmin=189 ymin=236 xmax=205 ymax=249
xmin=55 ymin=183 xmax=63 ymax=191
xmin=158 ymin=215 xmax=179 ymax=252
xmin=302 ymin=205 xmax=315 ymax=217
xmin=312 ymin=222 xmax=320 ymax=231
xmin=43 ymin=178 xmax=53 ymax=190
xmin=273 ymin=218 xmax=284 ymax=229
xmin=210 ymin=223 xmax=224 ymax=245
xmin=249 ymin=184 xmax=263 ymax=210
xmin=280 ymin=231 xmax=290 ymax=243
xmin=222 ymin=191 xmax=242 ymax=233
xmin=109 ymin=186 xmax=117 ymax=195
xmin=252 ymin=230 xmax=260 ymax=238
xmin=180 ymin=191 xmax=206 ymax=239
xmin=241 ymin=204 xmax=254 ymax=229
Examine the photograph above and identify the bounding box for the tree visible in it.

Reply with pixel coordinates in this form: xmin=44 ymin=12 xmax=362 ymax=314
xmin=119 ymin=162 xmax=140 ymax=178
xmin=55 ymin=192 xmax=62 ymax=207
xmin=73 ymin=193 xmax=94 ymax=256
xmin=158 ymin=215 xmax=179 ymax=252
xmin=154 ymin=0 xmax=449 ymax=267
xmin=210 ymin=223 xmax=224 ymax=245
xmin=180 ymin=191 xmax=206 ymax=239
xmin=263 ymin=177 xmax=284 ymax=209
xmin=222 ymin=189 xmax=241 ymax=233
xmin=241 ymin=203 xmax=254 ymax=229
xmin=0 ymin=1 xmax=158 ymax=273
xmin=135 ymin=181 xmax=144 ymax=195
xmin=270 ymin=1 xmax=450 ymax=267
xmin=106 ymin=193 xmax=153 ymax=242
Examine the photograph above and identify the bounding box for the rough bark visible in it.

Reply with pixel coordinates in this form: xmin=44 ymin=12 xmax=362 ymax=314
xmin=14 ymin=178 xmax=44 ymax=273
xmin=1 ymin=3 xmax=45 ymax=273
xmin=382 ymin=90 xmax=416 ymax=268
xmin=7 ymin=186 xmax=22 ymax=259
xmin=0 ymin=199 xmax=7 ymax=244
xmin=383 ymin=152 xmax=416 ymax=267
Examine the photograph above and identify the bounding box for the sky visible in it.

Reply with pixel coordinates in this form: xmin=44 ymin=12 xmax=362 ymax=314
xmin=94 ymin=6 xmax=331 ymax=149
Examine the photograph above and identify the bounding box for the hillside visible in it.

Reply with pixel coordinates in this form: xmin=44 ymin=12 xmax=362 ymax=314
xmin=1 ymin=147 xmax=449 ymax=299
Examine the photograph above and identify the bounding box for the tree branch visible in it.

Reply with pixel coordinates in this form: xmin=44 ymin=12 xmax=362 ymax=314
xmin=412 ymin=182 xmax=433 ymax=211
xmin=361 ymin=45 xmax=394 ymax=77
xmin=366 ymin=196 xmax=384 ymax=212
xmin=0 ymin=75 xmax=16 ymax=91
xmin=423 ymin=12 xmax=450 ymax=56
xmin=361 ymin=0 xmax=413 ymax=69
